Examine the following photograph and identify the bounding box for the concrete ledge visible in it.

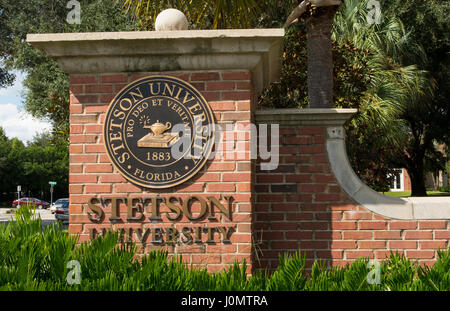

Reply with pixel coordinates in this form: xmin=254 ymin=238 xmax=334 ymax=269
xmin=26 ymin=29 xmax=285 ymax=42
xmin=255 ymin=108 xmax=358 ymax=126
xmin=325 ymin=122 xmax=450 ymax=220
xmin=26 ymin=29 xmax=285 ymax=96
xmin=408 ymin=197 xmax=450 ymax=219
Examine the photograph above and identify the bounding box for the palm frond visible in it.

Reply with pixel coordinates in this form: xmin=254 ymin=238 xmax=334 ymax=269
xmin=118 ymin=0 xmax=261 ymax=29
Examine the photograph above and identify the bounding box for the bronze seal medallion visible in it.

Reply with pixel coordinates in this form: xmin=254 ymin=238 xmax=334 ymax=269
xmin=103 ymin=76 xmax=215 ymax=188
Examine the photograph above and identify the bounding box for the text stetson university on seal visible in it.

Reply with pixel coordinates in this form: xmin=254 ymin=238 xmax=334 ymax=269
xmin=103 ymin=76 xmax=215 ymax=188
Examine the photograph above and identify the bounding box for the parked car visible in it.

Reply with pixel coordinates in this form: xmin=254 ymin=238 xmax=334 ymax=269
xmin=50 ymin=198 xmax=69 ymax=214
xmin=12 ymin=197 xmax=50 ymax=209
xmin=55 ymin=199 xmax=69 ymax=225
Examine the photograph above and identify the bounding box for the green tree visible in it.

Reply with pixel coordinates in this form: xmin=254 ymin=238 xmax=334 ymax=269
xmin=0 ymin=0 xmax=141 ymax=201
xmin=121 ymin=0 xmax=343 ymax=109
xmin=0 ymin=133 xmax=22 ymax=204
xmin=0 ymin=4 xmax=15 ymax=88
xmin=19 ymin=143 xmax=69 ymax=202
xmin=334 ymin=0 xmax=449 ymax=196
xmin=379 ymin=0 xmax=450 ymax=195
xmin=27 ymin=132 xmax=53 ymax=148
xmin=0 ymin=129 xmax=69 ymax=203
xmin=0 ymin=127 xmax=13 ymax=202
xmin=263 ymin=0 xmax=449 ymax=196
xmin=0 ymin=0 xmax=140 ymax=139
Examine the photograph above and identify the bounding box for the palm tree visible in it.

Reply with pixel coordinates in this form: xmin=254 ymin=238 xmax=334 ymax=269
xmin=119 ymin=0 xmax=342 ymax=109
xmin=333 ymin=0 xmax=436 ymax=196
xmin=285 ymin=1 xmax=343 ymax=108
xmin=118 ymin=0 xmax=439 ymax=196
xmin=118 ymin=0 xmax=260 ymax=29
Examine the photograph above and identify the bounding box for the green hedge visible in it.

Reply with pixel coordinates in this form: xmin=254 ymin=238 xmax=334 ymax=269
xmin=0 ymin=208 xmax=449 ymax=291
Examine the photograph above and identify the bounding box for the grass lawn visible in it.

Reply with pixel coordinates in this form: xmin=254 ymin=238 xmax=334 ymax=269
xmin=382 ymin=191 xmax=450 ymax=197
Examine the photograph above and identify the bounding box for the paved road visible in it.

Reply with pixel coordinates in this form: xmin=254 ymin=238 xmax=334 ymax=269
xmin=0 ymin=208 xmax=57 ymax=227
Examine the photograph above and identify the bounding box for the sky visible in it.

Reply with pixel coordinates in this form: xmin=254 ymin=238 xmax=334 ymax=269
xmin=0 ymin=70 xmax=52 ymax=143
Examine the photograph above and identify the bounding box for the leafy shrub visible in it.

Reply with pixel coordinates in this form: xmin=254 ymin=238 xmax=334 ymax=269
xmin=0 ymin=208 xmax=449 ymax=291
xmin=437 ymin=186 xmax=450 ymax=193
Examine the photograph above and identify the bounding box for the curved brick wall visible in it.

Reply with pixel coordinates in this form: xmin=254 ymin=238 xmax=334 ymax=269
xmin=254 ymin=124 xmax=449 ymax=271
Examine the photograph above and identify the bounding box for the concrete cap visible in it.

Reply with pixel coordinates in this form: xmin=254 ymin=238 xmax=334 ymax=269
xmin=26 ymin=29 xmax=285 ymax=96
xmin=255 ymin=108 xmax=358 ymax=125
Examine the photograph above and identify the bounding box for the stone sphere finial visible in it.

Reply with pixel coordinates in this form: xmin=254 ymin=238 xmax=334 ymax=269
xmin=155 ymin=9 xmax=189 ymax=31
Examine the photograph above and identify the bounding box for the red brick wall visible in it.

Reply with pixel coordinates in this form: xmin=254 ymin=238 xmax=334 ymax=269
xmin=254 ymin=125 xmax=449 ymax=271
xmin=68 ymin=71 xmax=449 ymax=274
xmin=68 ymin=70 xmax=254 ymax=273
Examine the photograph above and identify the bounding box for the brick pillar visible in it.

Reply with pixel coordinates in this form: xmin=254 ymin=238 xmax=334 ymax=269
xmin=67 ymin=70 xmax=257 ymax=272
xmin=26 ymin=29 xmax=282 ymax=273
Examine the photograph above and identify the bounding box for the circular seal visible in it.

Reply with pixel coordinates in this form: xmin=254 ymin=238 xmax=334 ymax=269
xmin=103 ymin=76 xmax=215 ymax=188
